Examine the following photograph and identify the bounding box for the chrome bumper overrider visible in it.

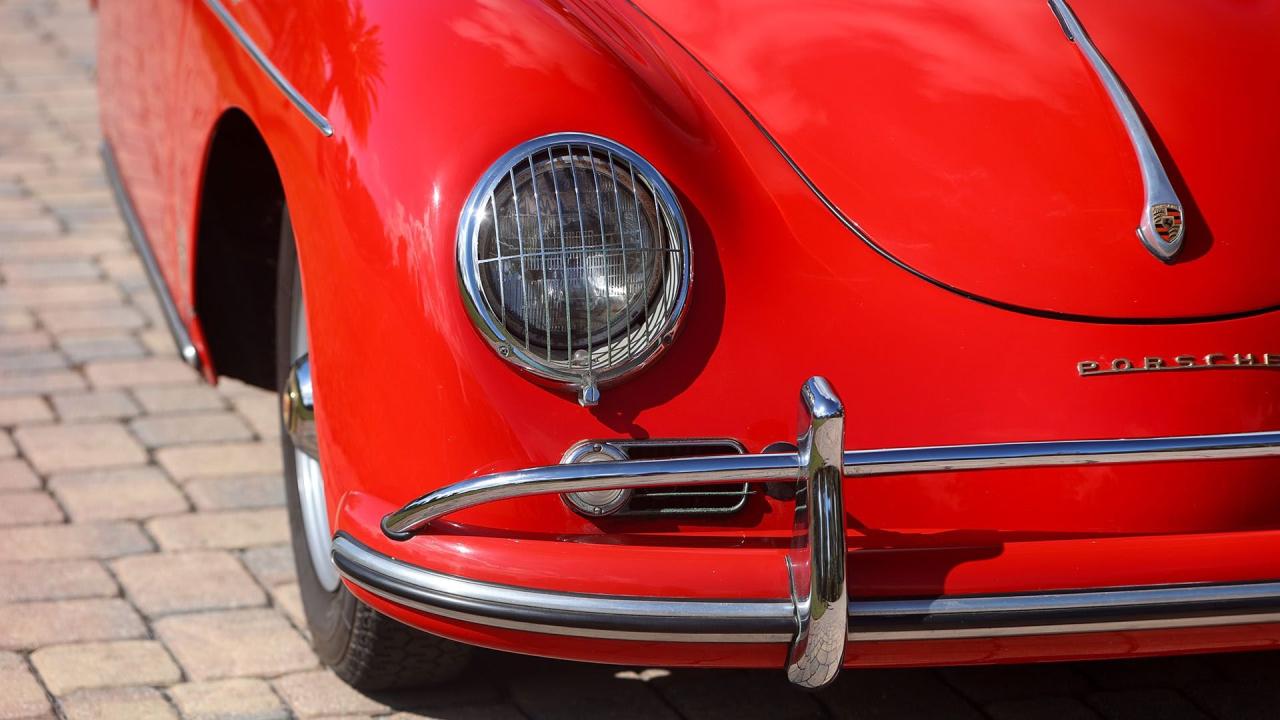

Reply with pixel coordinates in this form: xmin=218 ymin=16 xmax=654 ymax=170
xmin=351 ymin=377 xmax=1280 ymax=689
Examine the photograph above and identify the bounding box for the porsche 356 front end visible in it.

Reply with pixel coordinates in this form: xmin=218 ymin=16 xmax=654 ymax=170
xmin=97 ymin=0 xmax=1280 ymax=693
xmin=283 ymin=0 xmax=1280 ymax=690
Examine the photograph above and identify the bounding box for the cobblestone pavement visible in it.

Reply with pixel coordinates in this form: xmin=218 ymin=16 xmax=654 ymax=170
xmin=1 ymin=1 xmax=1279 ymax=719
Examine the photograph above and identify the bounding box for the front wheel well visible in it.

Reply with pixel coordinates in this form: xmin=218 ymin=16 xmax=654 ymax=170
xmin=194 ymin=109 xmax=285 ymax=391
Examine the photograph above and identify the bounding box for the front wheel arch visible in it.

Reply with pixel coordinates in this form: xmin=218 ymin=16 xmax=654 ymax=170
xmin=193 ymin=108 xmax=285 ymax=390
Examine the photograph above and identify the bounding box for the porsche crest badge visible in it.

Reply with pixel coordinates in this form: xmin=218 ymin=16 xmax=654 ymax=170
xmin=1150 ymin=203 xmax=1185 ymax=246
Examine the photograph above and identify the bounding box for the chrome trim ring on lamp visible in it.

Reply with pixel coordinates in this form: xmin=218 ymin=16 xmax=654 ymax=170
xmin=456 ymin=133 xmax=692 ymax=404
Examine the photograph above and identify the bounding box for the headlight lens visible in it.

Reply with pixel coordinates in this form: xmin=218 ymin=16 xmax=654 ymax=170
xmin=458 ymin=134 xmax=691 ymax=404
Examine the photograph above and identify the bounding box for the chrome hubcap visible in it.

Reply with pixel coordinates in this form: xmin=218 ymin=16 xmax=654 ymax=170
xmin=287 ymin=288 xmax=340 ymax=592
xmin=282 ymin=356 xmax=317 ymax=458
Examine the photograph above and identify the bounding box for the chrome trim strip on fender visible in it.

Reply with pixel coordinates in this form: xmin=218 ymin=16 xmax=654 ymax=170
xmin=333 ymin=532 xmax=1280 ymax=644
xmin=1048 ymin=0 xmax=1184 ymax=262
xmin=201 ymin=0 xmax=334 ymax=137
xmin=382 ymin=426 xmax=1280 ymax=537
xmin=786 ymin=377 xmax=847 ymax=689
xmin=100 ymin=143 xmax=201 ymax=369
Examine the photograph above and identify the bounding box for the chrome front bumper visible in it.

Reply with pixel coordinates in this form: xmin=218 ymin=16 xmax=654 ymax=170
xmin=342 ymin=377 xmax=1280 ymax=689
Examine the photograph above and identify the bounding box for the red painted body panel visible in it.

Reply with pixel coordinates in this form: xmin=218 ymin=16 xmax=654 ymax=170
xmin=96 ymin=0 xmax=1280 ymax=668
xmin=634 ymin=0 xmax=1280 ymax=319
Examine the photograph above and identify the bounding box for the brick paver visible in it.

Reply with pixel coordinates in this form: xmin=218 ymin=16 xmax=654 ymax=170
xmin=155 ymin=442 xmax=283 ymax=481
xmin=48 ymin=466 xmax=188 ymax=521
xmin=184 ymin=475 xmax=284 ymax=511
xmin=13 ymin=421 xmax=145 ymax=472
xmin=154 ymin=609 xmax=316 ymax=681
xmin=59 ymin=686 xmax=178 ymax=720
xmin=0 ymin=395 xmax=51 ymax=425
xmin=0 ymin=521 xmax=151 ymax=560
xmin=29 ymin=640 xmax=180 ymax=695
xmin=145 ymin=509 xmax=290 ymax=551
xmin=50 ymin=389 xmax=140 ymax=422
xmin=112 ymin=551 xmax=266 ymax=617
xmin=0 ymin=651 xmax=51 ymax=720
xmin=168 ymin=678 xmax=287 ymax=720
xmin=0 ymin=458 xmax=37 ymax=490
xmin=129 ymin=411 xmax=253 ymax=449
xmin=0 ymin=598 xmax=145 ymax=650
xmin=0 ymin=1 xmax=1277 ymax=719
xmin=0 ymin=558 xmax=115 ymax=604
xmin=271 ymin=671 xmax=390 ymax=718
xmin=0 ymin=489 xmax=61 ymax=526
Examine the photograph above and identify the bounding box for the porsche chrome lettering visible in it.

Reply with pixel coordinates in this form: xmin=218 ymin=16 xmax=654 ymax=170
xmin=1078 ymin=354 xmax=1280 ymax=376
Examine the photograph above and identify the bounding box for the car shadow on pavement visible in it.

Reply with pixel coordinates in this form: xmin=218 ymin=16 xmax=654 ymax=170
xmin=361 ymin=645 xmax=1280 ymax=720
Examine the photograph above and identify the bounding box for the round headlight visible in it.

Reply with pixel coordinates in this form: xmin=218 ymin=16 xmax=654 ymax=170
xmin=458 ymin=133 xmax=691 ymax=405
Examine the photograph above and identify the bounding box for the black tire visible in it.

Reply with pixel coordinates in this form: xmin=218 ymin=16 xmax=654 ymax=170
xmin=276 ymin=211 xmax=472 ymax=691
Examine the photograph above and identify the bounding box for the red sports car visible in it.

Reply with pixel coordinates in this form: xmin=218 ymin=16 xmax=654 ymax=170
xmin=97 ymin=0 xmax=1280 ymax=692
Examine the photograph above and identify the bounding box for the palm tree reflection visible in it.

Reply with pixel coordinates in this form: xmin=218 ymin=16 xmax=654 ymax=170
xmin=266 ymin=0 xmax=385 ymax=140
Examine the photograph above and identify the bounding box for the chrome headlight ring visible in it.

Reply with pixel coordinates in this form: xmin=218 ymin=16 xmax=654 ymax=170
xmin=457 ymin=133 xmax=692 ymax=406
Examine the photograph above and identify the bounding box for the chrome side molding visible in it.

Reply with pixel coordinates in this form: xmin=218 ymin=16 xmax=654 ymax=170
xmin=100 ymin=143 xmax=201 ymax=369
xmin=1048 ymin=0 xmax=1185 ymax=262
xmin=202 ymin=0 xmax=334 ymax=137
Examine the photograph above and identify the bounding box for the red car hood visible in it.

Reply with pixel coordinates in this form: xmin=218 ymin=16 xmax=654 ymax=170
xmin=634 ymin=0 xmax=1280 ymax=320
